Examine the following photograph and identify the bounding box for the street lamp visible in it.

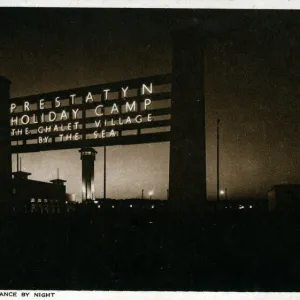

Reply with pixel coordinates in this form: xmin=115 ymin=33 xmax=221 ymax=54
xmin=220 ymin=188 xmax=228 ymax=200
xmin=148 ymin=190 xmax=154 ymax=200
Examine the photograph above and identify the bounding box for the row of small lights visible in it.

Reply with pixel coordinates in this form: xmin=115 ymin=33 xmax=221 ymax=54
xmin=64 ymin=190 xmax=155 ymax=205
xmin=223 ymin=205 xmax=253 ymax=210
xmin=93 ymin=200 xmax=155 ymax=209
xmin=31 ymin=198 xmax=59 ymax=203
xmin=219 ymin=190 xmax=254 ymax=210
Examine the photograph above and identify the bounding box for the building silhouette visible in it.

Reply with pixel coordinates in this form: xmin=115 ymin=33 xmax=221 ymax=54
xmin=11 ymin=174 xmax=67 ymax=213
xmin=10 ymin=160 xmax=68 ymax=213
xmin=268 ymin=184 xmax=300 ymax=212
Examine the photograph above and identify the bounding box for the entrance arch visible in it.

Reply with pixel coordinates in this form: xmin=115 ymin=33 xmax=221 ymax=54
xmin=0 ymin=24 xmax=207 ymax=210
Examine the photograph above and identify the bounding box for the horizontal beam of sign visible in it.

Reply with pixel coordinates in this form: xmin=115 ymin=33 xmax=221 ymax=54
xmin=11 ymin=132 xmax=170 ymax=153
xmin=10 ymin=74 xmax=172 ymax=153
xmin=11 ymin=107 xmax=171 ymax=131
xmin=11 ymin=74 xmax=172 ymax=104
xmin=10 ymin=119 xmax=170 ymax=141
xmin=10 ymin=91 xmax=171 ymax=118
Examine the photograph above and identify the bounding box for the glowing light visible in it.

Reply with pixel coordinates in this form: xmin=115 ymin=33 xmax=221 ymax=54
xmin=142 ymin=83 xmax=153 ymax=95
xmin=39 ymin=99 xmax=45 ymax=110
xmin=125 ymin=101 xmax=136 ymax=112
xmin=95 ymin=105 xmax=104 ymax=116
xmin=85 ymin=92 xmax=94 ymax=103
xmin=10 ymin=103 xmax=16 ymax=113
xmin=23 ymin=101 xmax=30 ymax=111
xmin=220 ymin=190 xmax=225 ymax=195
xmin=10 ymin=116 xmax=18 ymax=125
xmin=129 ymin=205 xmax=133 ymax=208
xmin=144 ymin=98 xmax=152 ymax=110
xmin=20 ymin=115 xmax=30 ymax=125
xmin=148 ymin=190 xmax=154 ymax=196
xmin=111 ymin=103 xmax=119 ymax=114
xmin=98 ymin=205 xmax=101 ymax=208
xmin=151 ymin=205 xmax=155 ymax=209
xmin=55 ymin=97 xmax=61 ymax=107
xmin=48 ymin=111 xmax=57 ymax=122
xmin=135 ymin=115 xmax=143 ymax=123
xmin=122 ymin=86 xmax=129 ymax=98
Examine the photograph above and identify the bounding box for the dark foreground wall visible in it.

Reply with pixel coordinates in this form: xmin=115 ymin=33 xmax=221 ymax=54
xmin=0 ymin=210 xmax=300 ymax=291
xmin=0 ymin=76 xmax=12 ymax=202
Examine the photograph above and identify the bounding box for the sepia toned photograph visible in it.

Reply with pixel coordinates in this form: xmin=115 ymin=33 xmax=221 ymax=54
xmin=0 ymin=7 xmax=300 ymax=292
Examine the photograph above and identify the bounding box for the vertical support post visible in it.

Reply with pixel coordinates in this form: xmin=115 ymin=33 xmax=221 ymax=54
xmin=137 ymin=88 xmax=141 ymax=135
xmin=51 ymin=99 xmax=56 ymax=144
xmin=82 ymin=95 xmax=86 ymax=141
xmin=0 ymin=76 xmax=12 ymax=202
xmin=69 ymin=96 xmax=74 ymax=139
xmin=169 ymin=24 xmax=207 ymax=211
xmin=103 ymin=146 xmax=106 ymax=201
xmin=102 ymin=90 xmax=107 ymax=201
xmin=118 ymin=91 xmax=122 ymax=137
xmin=17 ymin=153 xmax=19 ymax=172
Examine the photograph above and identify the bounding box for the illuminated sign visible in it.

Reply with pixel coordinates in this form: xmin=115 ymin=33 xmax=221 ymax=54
xmin=10 ymin=74 xmax=172 ymax=153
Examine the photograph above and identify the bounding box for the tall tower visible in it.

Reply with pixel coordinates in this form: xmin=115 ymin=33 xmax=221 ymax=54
xmin=79 ymin=148 xmax=97 ymax=202
xmin=169 ymin=23 xmax=207 ymax=211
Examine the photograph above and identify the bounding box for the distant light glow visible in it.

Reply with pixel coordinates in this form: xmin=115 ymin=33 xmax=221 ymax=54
xmin=148 ymin=190 xmax=154 ymax=196
xmin=220 ymin=190 xmax=225 ymax=195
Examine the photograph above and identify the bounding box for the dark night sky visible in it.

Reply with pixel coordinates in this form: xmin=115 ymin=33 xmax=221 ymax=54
xmin=2 ymin=8 xmax=300 ymax=200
